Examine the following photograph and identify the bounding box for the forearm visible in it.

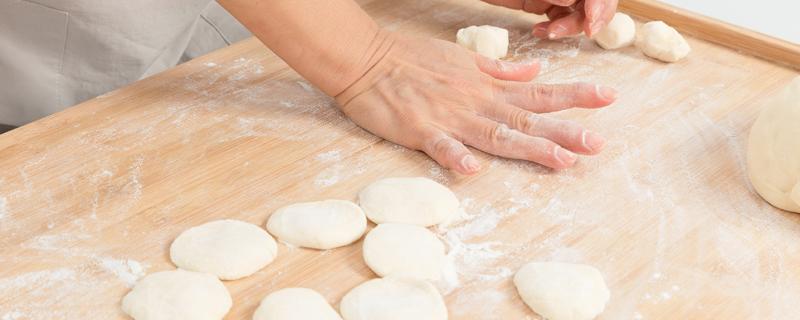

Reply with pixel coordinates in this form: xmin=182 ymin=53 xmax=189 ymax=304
xmin=219 ymin=0 xmax=393 ymax=96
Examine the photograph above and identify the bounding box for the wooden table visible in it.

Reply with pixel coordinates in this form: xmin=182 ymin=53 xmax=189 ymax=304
xmin=1 ymin=0 xmax=799 ymax=319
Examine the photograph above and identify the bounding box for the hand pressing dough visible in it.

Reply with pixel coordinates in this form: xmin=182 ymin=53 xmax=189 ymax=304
xmin=359 ymin=177 xmax=459 ymax=227
xmin=747 ymin=76 xmax=800 ymax=213
xmin=594 ymin=13 xmax=635 ymax=50
xmin=514 ymin=262 xmax=610 ymax=320
xmin=170 ymin=219 xmax=277 ymax=280
xmin=122 ymin=269 xmax=232 ymax=320
xmin=362 ymin=223 xmax=446 ymax=280
xmin=339 ymin=277 xmax=447 ymax=320
xmin=267 ymin=200 xmax=367 ymax=249
xmin=456 ymin=25 xmax=509 ymax=59
xmin=636 ymin=21 xmax=691 ymax=62
xmin=253 ymin=288 xmax=342 ymax=320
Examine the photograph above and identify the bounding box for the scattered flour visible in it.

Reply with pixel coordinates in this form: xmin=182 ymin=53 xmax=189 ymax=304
xmin=95 ymin=257 xmax=146 ymax=287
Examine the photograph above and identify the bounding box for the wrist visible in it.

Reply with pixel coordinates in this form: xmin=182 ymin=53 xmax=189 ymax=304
xmin=328 ymin=28 xmax=396 ymax=98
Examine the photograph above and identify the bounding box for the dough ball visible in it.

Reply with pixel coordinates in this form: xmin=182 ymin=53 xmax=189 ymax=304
xmin=363 ymin=223 xmax=446 ymax=280
xmin=513 ymin=262 xmax=610 ymax=320
xmin=170 ymin=219 xmax=277 ymax=280
xmin=253 ymin=287 xmax=342 ymax=320
xmin=594 ymin=13 xmax=636 ymax=50
xmin=339 ymin=277 xmax=447 ymax=320
xmin=359 ymin=177 xmax=459 ymax=227
xmin=267 ymin=200 xmax=367 ymax=250
xmin=635 ymin=21 xmax=691 ymax=62
xmin=456 ymin=25 xmax=509 ymax=59
xmin=121 ymin=269 xmax=232 ymax=320
xmin=747 ymin=76 xmax=800 ymax=213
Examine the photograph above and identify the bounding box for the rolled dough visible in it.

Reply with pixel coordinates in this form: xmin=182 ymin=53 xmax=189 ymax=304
xmin=747 ymin=76 xmax=800 ymax=213
xmin=267 ymin=200 xmax=367 ymax=250
xmin=362 ymin=223 xmax=446 ymax=280
xmin=170 ymin=219 xmax=278 ymax=280
xmin=339 ymin=277 xmax=447 ymax=320
xmin=253 ymin=287 xmax=342 ymax=320
xmin=121 ymin=269 xmax=232 ymax=320
xmin=513 ymin=262 xmax=610 ymax=320
xmin=358 ymin=177 xmax=459 ymax=227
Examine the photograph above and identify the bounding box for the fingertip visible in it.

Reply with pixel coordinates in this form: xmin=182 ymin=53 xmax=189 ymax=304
xmin=459 ymin=154 xmax=482 ymax=174
xmin=554 ymin=145 xmax=578 ymax=168
xmin=532 ymin=22 xmax=551 ymax=38
xmin=595 ymin=85 xmax=618 ymax=103
xmin=582 ymin=130 xmax=606 ymax=154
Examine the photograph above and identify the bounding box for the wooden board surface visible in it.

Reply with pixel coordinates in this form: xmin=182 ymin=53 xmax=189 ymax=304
xmin=1 ymin=0 xmax=799 ymax=319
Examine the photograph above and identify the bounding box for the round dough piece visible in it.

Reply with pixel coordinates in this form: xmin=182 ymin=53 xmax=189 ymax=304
xmin=635 ymin=21 xmax=691 ymax=62
xmin=267 ymin=200 xmax=367 ymax=250
xmin=594 ymin=12 xmax=635 ymax=50
xmin=456 ymin=25 xmax=509 ymax=59
xmin=747 ymin=76 xmax=800 ymax=213
xmin=513 ymin=262 xmax=610 ymax=320
xmin=253 ymin=288 xmax=342 ymax=320
xmin=339 ymin=277 xmax=447 ymax=320
xmin=121 ymin=269 xmax=232 ymax=320
xmin=358 ymin=177 xmax=459 ymax=227
xmin=362 ymin=223 xmax=446 ymax=280
xmin=170 ymin=219 xmax=278 ymax=280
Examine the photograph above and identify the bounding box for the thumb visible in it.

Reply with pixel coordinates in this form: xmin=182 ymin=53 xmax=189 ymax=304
xmin=475 ymin=55 xmax=540 ymax=82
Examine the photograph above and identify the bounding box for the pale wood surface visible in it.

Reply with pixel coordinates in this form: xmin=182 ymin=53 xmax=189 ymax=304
xmin=1 ymin=0 xmax=800 ymax=319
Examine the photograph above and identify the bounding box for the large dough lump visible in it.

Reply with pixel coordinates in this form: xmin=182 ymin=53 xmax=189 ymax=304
xmin=456 ymin=25 xmax=509 ymax=59
xmin=253 ymin=288 xmax=342 ymax=320
xmin=362 ymin=223 xmax=446 ymax=280
xmin=122 ymin=269 xmax=232 ymax=320
xmin=636 ymin=21 xmax=690 ymax=62
xmin=339 ymin=277 xmax=447 ymax=320
xmin=170 ymin=219 xmax=277 ymax=280
xmin=267 ymin=200 xmax=367 ymax=250
xmin=513 ymin=262 xmax=610 ymax=320
xmin=358 ymin=177 xmax=459 ymax=227
xmin=747 ymin=76 xmax=800 ymax=213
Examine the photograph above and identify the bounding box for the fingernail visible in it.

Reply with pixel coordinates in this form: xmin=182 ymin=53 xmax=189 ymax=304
xmin=555 ymin=146 xmax=576 ymax=165
xmin=461 ymin=155 xmax=481 ymax=172
xmin=582 ymin=130 xmax=606 ymax=152
xmin=596 ymin=85 xmax=618 ymax=101
xmin=548 ymin=25 xmax=567 ymax=39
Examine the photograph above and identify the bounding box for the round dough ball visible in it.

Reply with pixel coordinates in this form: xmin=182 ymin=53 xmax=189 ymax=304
xmin=267 ymin=200 xmax=367 ymax=250
xmin=339 ymin=277 xmax=447 ymax=320
xmin=122 ymin=269 xmax=232 ymax=320
xmin=359 ymin=177 xmax=459 ymax=227
xmin=253 ymin=288 xmax=342 ymax=320
xmin=636 ymin=21 xmax=691 ymax=62
xmin=747 ymin=76 xmax=800 ymax=213
xmin=456 ymin=25 xmax=509 ymax=59
xmin=594 ymin=13 xmax=635 ymax=50
xmin=363 ymin=223 xmax=446 ymax=280
xmin=170 ymin=219 xmax=277 ymax=280
xmin=513 ymin=262 xmax=610 ymax=320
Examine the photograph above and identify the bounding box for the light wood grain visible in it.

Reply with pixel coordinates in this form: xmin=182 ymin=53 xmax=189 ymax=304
xmin=620 ymin=0 xmax=800 ymax=69
xmin=1 ymin=0 xmax=800 ymax=319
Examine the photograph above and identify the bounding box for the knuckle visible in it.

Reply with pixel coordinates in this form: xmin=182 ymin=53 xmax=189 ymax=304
xmin=520 ymin=113 xmax=543 ymax=133
xmin=484 ymin=123 xmax=512 ymax=145
xmin=531 ymin=85 xmax=557 ymax=101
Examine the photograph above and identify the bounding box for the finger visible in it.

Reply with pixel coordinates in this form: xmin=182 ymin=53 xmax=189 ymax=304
xmin=455 ymin=114 xmax=577 ymax=169
xmin=547 ymin=10 xmax=585 ymax=39
xmin=584 ymin=0 xmax=618 ymax=36
xmin=479 ymin=103 xmax=606 ymax=154
xmin=418 ymin=126 xmax=481 ymax=175
xmin=475 ymin=55 xmax=540 ymax=82
xmin=532 ymin=21 xmax=552 ymax=38
xmin=498 ymin=82 xmax=617 ymax=113
xmin=545 ymin=5 xmax=574 ymax=21
xmin=540 ymin=0 xmax=578 ymax=6
xmin=522 ymin=0 xmax=551 ymax=14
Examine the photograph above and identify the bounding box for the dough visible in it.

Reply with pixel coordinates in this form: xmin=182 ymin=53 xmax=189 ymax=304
xmin=339 ymin=277 xmax=447 ymax=320
xmin=362 ymin=223 xmax=446 ymax=280
xmin=456 ymin=25 xmax=509 ymax=59
xmin=253 ymin=288 xmax=342 ymax=320
xmin=594 ymin=13 xmax=635 ymax=50
xmin=121 ymin=269 xmax=232 ymax=320
xmin=267 ymin=200 xmax=367 ymax=250
xmin=170 ymin=219 xmax=278 ymax=280
xmin=635 ymin=21 xmax=691 ymax=62
xmin=358 ymin=177 xmax=459 ymax=227
xmin=513 ymin=262 xmax=610 ymax=320
xmin=747 ymin=76 xmax=800 ymax=213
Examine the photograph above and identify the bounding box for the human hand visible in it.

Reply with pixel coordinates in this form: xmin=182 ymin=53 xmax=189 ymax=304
xmin=335 ymin=32 xmax=617 ymax=175
xmin=482 ymin=0 xmax=619 ymax=39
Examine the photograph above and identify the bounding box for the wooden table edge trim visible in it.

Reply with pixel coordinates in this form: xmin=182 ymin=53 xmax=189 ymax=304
xmin=620 ymin=0 xmax=800 ymax=71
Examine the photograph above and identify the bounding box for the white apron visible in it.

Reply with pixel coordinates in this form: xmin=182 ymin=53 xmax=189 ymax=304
xmin=0 ymin=0 xmax=250 ymax=126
